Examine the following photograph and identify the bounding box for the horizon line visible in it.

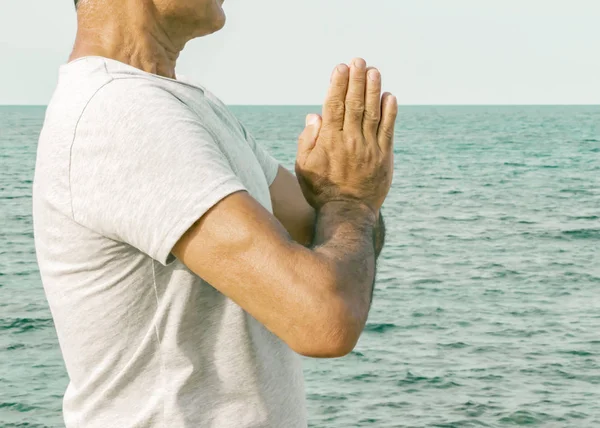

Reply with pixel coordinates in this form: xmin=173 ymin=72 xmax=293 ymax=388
xmin=1 ymin=103 xmax=599 ymax=108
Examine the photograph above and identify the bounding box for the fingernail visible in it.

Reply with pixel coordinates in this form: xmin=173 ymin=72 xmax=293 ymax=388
xmin=368 ymin=69 xmax=379 ymax=81
xmin=336 ymin=64 xmax=348 ymax=74
xmin=306 ymin=114 xmax=319 ymax=126
xmin=353 ymin=58 xmax=366 ymax=69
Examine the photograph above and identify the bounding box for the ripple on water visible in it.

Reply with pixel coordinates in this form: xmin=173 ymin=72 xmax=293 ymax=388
xmin=364 ymin=323 xmax=397 ymax=334
xmin=497 ymin=409 xmax=564 ymax=426
xmin=0 ymin=318 xmax=54 ymax=334
xmin=0 ymin=402 xmax=40 ymax=412
xmin=561 ymin=228 xmax=600 ymax=240
xmin=567 ymin=215 xmax=599 ymax=221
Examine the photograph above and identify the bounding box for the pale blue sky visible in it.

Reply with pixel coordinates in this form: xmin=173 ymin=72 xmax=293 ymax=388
xmin=0 ymin=0 xmax=599 ymax=105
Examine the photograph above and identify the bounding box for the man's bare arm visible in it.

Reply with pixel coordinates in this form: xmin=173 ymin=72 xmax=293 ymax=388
xmin=173 ymin=192 xmax=379 ymax=358
xmin=174 ymin=59 xmax=397 ymax=358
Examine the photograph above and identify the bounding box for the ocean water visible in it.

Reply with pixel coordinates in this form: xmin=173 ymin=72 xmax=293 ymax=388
xmin=1 ymin=105 xmax=599 ymax=428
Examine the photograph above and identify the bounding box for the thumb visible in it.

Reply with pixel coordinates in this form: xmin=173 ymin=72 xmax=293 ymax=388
xmin=297 ymin=114 xmax=322 ymax=158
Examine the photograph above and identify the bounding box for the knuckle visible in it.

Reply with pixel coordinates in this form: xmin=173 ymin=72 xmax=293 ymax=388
xmin=332 ymin=77 xmax=348 ymax=89
xmin=326 ymin=99 xmax=345 ymax=116
xmin=345 ymin=135 xmax=360 ymax=147
xmin=345 ymin=98 xmax=364 ymax=113
xmin=364 ymin=108 xmax=380 ymax=122
xmin=368 ymin=85 xmax=381 ymax=95
xmin=350 ymin=73 xmax=366 ymax=84
xmin=347 ymin=111 xmax=364 ymax=124
xmin=381 ymin=126 xmax=395 ymax=139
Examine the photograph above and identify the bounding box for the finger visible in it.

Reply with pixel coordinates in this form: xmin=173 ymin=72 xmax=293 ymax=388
xmin=363 ymin=67 xmax=381 ymax=139
xmin=322 ymin=64 xmax=349 ymax=131
xmin=377 ymin=93 xmax=398 ymax=153
xmin=343 ymin=58 xmax=367 ymax=132
xmin=297 ymin=114 xmax=322 ymax=160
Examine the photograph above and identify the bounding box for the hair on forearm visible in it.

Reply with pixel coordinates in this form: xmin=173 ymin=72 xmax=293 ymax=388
xmin=309 ymin=201 xmax=378 ymax=324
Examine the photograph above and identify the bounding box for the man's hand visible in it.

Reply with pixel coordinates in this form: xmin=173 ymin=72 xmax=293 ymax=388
xmin=295 ymin=58 xmax=397 ymax=215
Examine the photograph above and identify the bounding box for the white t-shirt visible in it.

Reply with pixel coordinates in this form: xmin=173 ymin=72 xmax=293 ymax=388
xmin=32 ymin=56 xmax=307 ymax=428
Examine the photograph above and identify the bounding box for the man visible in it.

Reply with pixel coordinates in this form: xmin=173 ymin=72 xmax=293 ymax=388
xmin=32 ymin=0 xmax=397 ymax=426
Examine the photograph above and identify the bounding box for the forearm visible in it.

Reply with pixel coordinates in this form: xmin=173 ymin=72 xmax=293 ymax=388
xmin=310 ymin=201 xmax=378 ymax=333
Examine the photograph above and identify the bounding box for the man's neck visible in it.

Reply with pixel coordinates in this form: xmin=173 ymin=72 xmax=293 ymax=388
xmin=69 ymin=0 xmax=187 ymax=79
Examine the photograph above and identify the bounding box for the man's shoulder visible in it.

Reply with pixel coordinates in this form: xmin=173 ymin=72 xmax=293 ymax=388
xmin=80 ymin=77 xmax=184 ymax=121
xmin=46 ymin=57 xmax=196 ymax=126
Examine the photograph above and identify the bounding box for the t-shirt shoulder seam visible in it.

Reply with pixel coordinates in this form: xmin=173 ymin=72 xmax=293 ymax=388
xmin=108 ymin=75 xmax=202 ymax=118
xmin=68 ymin=76 xmax=116 ymax=223
xmin=66 ymin=75 xmax=216 ymax=235
xmin=67 ymin=73 xmax=185 ymax=225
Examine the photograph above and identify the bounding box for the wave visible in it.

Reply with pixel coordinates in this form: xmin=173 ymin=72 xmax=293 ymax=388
xmin=567 ymin=215 xmax=599 ymax=221
xmin=520 ymin=229 xmax=600 ymax=241
xmin=364 ymin=323 xmax=397 ymax=334
xmin=560 ymin=188 xmax=594 ymax=195
xmin=412 ymin=278 xmax=443 ymax=285
xmin=439 ymin=215 xmax=483 ymax=222
xmin=439 ymin=342 xmax=469 ymax=349
xmin=562 ymin=229 xmax=600 ymax=240
xmin=0 ymin=318 xmax=53 ymax=334
xmin=498 ymin=410 xmax=550 ymax=425
xmin=557 ymin=350 xmax=595 ymax=357
xmin=0 ymin=402 xmax=39 ymax=412
xmin=397 ymin=371 xmax=462 ymax=389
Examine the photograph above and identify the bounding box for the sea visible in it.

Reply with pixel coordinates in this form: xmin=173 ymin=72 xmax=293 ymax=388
xmin=1 ymin=105 xmax=599 ymax=428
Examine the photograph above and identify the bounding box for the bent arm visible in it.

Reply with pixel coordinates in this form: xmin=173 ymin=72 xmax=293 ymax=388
xmin=172 ymin=191 xmax=378 ymax=358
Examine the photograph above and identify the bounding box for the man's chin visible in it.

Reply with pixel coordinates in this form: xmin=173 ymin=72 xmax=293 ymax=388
xmin=206 ymin=11 xmax=226 ymax=35
xmin=215 ymin=9 xmax=226 ymax=30
xmin=214 ymin=0 xmax=226 ymax=23
xmin=191 ymin=4 xmax=226 ymax=37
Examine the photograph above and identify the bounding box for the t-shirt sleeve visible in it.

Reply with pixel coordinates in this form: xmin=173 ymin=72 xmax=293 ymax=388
xmin=69 ymin=80 xmax=247 ymax=265
xmin=237 ymin=121 xmax=280 ymax=186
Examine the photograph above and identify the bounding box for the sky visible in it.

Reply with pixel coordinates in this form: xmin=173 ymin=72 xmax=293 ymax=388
xmin=0 ymin=0 xmax=599 ymax=105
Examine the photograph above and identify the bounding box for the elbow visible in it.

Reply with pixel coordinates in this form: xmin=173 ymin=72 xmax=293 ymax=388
xmin=290 ymin=292 xmax=361 ymax=359
xmin=295 ymin=336 xmax=358 ymax=359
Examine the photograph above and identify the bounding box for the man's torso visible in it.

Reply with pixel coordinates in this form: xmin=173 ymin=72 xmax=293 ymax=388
xmin=33 ymin=57 xmax=306 ymax=428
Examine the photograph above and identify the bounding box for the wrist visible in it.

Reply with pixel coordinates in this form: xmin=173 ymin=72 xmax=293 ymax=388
xmin=318 ymin=199 xmax=378 ymax=225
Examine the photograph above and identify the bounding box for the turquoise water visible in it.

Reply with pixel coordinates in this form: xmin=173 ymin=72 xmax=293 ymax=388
xmin=1 ymin=105 xmax=599 ymax=427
